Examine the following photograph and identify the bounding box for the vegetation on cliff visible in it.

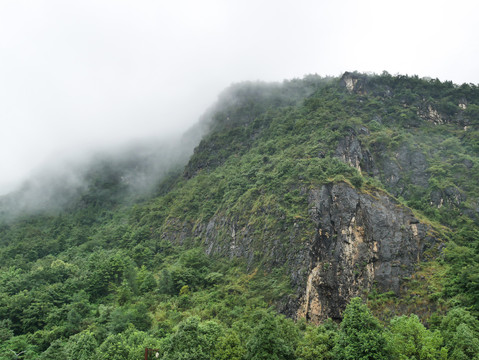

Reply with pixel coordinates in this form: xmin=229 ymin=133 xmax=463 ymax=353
xmin=0 ymin=72 xmax=478 ymax=359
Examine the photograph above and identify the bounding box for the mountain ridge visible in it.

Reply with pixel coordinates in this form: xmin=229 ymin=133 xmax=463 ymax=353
xmin=1 ymin=71 xmax=479 ymax=358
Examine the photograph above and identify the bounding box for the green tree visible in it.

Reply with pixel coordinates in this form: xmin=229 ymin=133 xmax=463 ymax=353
xmin=161 ymin=316 xmax=223 ymax=360
xmin=108 ymin=303 xmax=152 ymax=334
xmin=245 ymin=310 xmax=298 ymax=360
xmin=386 ymin=314 xmax=447 ymax=360
xmin=158 ymin=269 xmax=175 ymax=295
xmin=121 ymin=327 xmax=164 ymax=360
xmin=64 ymin=330 xmax=98 ymax=360
xmin=137 ymin=266 xmax=157 ymax=294
xmin=334 ymin=297 xmax=389 ymax=360
xmin=214 ymin=329 xmax=246 ymax=360
xmin=87 ymin=251 xmax=132 ymax=299
xmin=2 ymin=334 xmax=39 ymax=360
xmin=439 ymin=307 xmax=479 ymax=359
xmin=38 ymin=339 xmax=67 ymax=360
xmin=439 ymin=307 xmax=479 ymax=345
xmin=97 ymin=333 xmax=130 ymax=360
xmin=449 ymin=323 xmax=479 ymax=360
xmin=0 ymin=319 xmax=14 ymax=342
xmin=295 ymin=323 xmax=337 ymax=360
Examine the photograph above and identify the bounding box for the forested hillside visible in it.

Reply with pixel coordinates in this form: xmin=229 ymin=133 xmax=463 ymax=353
xmin=1 ymin=72 xmax=479 ymax=359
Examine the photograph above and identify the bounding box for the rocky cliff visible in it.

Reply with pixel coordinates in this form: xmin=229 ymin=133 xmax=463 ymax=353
xmin=159 ymin=180 xmax=438 ymax=322
xmin=297 ymin=182 xmax=436 ymax=322
xmin=153 ymin=72 xmax=479 ymax=321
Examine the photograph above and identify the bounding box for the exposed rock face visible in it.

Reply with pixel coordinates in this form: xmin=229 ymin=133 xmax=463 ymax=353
xmin=334 ymin=131 xmax=429 ymax=196
xmin=416 ymin=100 xmax=471 ymax=127
xmin=430 ymin=186 xmax=467 ymax=208
xmin=334 ymin=130 xmax=374 ymax=174
xmin=396 ymin=144 xmax=430 ymax=188
xmin=340 ymin=72 xmax=366 ymax=94
xmin=161 ymin=181 xmax=437 ymax=323
xmin=296 ymin=182 xmax=435 ymax=322
xmin=342 ymin=75 xmax=358 ymax=93
xmin=366 ymin=142 xmax=429 ymax=197
xmin=418 ymin=104 xmax=445 ymax=125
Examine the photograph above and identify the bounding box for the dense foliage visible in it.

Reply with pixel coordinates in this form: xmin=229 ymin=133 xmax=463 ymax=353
xmin=0 ymin=72 xmax=479 ymax=358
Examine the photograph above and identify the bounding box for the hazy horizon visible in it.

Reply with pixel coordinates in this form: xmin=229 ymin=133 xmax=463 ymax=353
xmin=1 ymin=0 xmax=478 ymax=195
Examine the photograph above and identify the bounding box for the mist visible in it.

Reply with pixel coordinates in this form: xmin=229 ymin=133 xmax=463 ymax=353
xmin=0 ymin=130 xmax=202 ymax=220
xmin=1 ymin=0 xmax=479 ymax=197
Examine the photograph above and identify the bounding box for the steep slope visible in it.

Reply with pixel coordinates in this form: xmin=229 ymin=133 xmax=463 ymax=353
xmin=1 ymin=72 xmax=479 ymax=358
xmin=145 ymin=73 xmax=475 ymax=320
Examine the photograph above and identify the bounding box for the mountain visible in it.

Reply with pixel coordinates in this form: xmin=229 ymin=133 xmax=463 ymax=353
xmin=1 ymin=72 xmax=479 ymax=359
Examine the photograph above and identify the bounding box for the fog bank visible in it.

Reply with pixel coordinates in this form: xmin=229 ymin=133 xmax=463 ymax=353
xmin=1 ymin=0 xmax=478 ymax=194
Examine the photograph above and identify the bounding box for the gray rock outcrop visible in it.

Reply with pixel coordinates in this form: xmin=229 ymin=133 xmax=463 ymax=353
xmin=296 ymin=182 xmax=435 ymax=322
xmin=161 ymin=181 xmax=437 ymax=323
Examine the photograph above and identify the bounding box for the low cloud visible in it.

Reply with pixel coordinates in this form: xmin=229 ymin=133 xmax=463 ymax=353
xmin=1 ymin=0 xmax=478 ymax=196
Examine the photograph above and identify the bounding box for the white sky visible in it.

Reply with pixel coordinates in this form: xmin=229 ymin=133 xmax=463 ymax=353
xmin=1 ymin=0 xmax=478 ymax=194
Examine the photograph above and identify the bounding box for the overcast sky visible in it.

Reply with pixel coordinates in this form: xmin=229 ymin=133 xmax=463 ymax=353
xmin=1 ymin=0 xmax=478 ymax=195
